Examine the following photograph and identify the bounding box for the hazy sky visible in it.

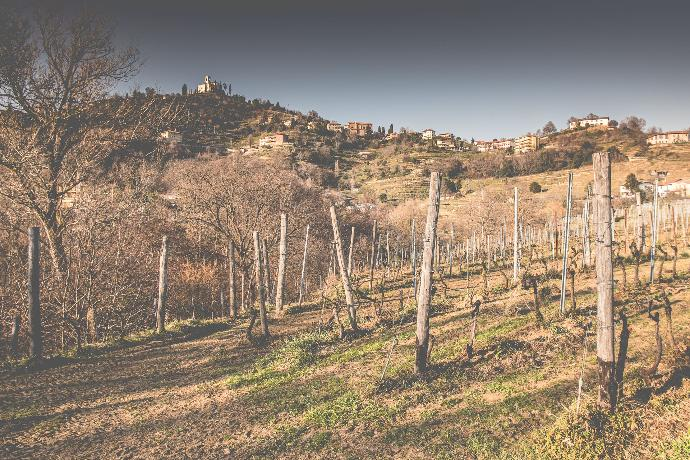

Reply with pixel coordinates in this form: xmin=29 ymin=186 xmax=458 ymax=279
xmin=18 ymin=0 xmax=690 ymax=139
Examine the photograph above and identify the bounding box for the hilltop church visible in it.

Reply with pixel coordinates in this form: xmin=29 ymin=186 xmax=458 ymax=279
xmin=197 ymin=75 xmax=227 ymax=94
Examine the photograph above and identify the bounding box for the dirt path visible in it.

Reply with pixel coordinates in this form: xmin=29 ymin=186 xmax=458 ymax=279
xmin=0 ymin=318 xmax=302 ymax=460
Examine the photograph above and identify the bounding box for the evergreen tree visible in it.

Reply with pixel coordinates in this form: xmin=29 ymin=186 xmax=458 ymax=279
xmin=388 ymin=123 xmax=394 ymax=134
xmin=182 ymin=83 xmax=188 ymax=96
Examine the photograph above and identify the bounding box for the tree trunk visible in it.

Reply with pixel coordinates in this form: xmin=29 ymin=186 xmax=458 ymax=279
xmin=28 ymin=227 xmax=42 ymax=361
xmin=415 ymin=172 xmax=442 ymax=374
xmin=228 ymin=241 xmax=237 ymax=319
xmin=253 ymin=232 xmax=270 ymax=338
xmin=156 ymin=236 xmax=169 ymax=334
xmin=593 ymin=151 xmax=616 ymax=413
xmin=275 ymin=213 xmax=288 ymax=313
xmin=330 ymin=205 xmax=358 ymax=331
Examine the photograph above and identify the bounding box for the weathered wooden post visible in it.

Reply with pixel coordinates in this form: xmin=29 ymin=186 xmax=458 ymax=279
xmin=415 ymin=172 xmax=442 ymax=374
xmin=411 ymin=219 xmax=417 ymax=297
xmin=261 ymin=239 xmax=272 ymax=301
xmin=449 ymin=223 xmax=455 ymax=277
xmin=275 ymin=213 xmax=288 ymax=313
xmin=156 ymin=236 xmax=169 ymax=334
xmin=10 ymin=315 xmax=21 ymax=358
xmin=649 ymin=179 xmax=659 ymax=284
xmin=560 ymin=172 xmax=574 ymax=315
xmin=369 ymin=220 xmax=377 ymax=291
xmin=635 ymin=192 xmax=644 ymax=251
xmin=28 ymin=227 xmax=42 ymax=361
xmin=227 ymin=241 xmax=237 ymax=319
xmin=583 ymin=206 xmax=589 ymax=265
xmin=330 ymin=205 xmax=358 ymax=331
xmin=298 ymin=224 xmax=310 ymax=308
xmin=593 ymin=151 xmax=616 ymax=413
xmin=513 ymin=187 xmax=519 ymax=283
xmin=347 ymin=226 xmax=355 ymax=276
xmin=253 ymin=231 xmax=270 ymax=338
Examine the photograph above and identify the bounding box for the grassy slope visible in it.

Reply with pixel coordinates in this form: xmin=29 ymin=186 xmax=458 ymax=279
xmin=218 ymin=255 xmax=690 ymax=459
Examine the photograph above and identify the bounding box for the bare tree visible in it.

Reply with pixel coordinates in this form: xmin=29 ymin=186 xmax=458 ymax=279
xmin=0 ymin=8 xmax=175 ymax=275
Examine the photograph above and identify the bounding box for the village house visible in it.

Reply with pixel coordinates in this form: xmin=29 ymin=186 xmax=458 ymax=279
xmin=422 ymin=129 xmax=436 ymax=140
xmin=259 ymin=133 xmax=288 ymax=148
xmin=514 ymin=134 xmax=539 ymax=153
xmin=307 ymin=121 xmax=319 ymax=130
xmin=658 ymin=179 xmax=690 ymax=197
xmin=569 ymin=116 xmax=610 ymax=129
xmin=436 ymin=138 xmax=455 ymax=150
xmin=197 ymin=75 xmax=224 ymax=94
xmin=619 ymin=181 xmax=655 ymax=198
xmin=493 ymin=138 xmax=514 ymax=150
xmin=347 ymin=121 xmax=372 ymax=137
xmin=160 ymin=130 xmax=183 ymax=144
xmin=385 ymin=132 xmax=399 ymax=141
xmin=474 ymin=140 xmax=492 ymax=152
xmin=435 ymin=133 xmax=455 ymax=150
xmin=647 ymin=131 xmax=689 ymax=145
xmin=327 ymin=122 xmax=343 ymax=132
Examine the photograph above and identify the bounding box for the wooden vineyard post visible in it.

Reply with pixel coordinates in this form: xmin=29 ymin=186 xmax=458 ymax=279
xmin=348 ymin=226 xmax=355 ymax=276
xmin=593 ymin=151 xmax=617 ymax=413
xmin=253 ymin=231 xmax=270 ymax=338
xmin=583 ymin=189 xmax=591 ymax=267
xmin=635 ymin=192 xmax=644 ymax=251
xmin=649 ymin=179 xmax=659 ymax=284
xmin=560 ymin=172 xmax=574 ymax=315
xmin=449 ymin=223 xmax=455 ymax=277
xmin=415 ymin=172 xmax=442 ymax=374
xmin=330 ymin=205 xmax=358 ymax=332
xmin=275 ymin=213 xmax=288 ymax=313
xmin=28 ymin=227 xmax=42 ymax=361
xmin=411 ymin=219 xmax=417 ymax=298
xmin=156 ymin=236 xmax=169 ymax=334
xmin=369 ymin=220 xmax=377 ymax=291
xmin=513 ymin=187 xmax=519 ymax=283
xmin=228 ymin=241 xmax=237 ymax=319
xmin=298 ymin=224 xmax=310 ymax=308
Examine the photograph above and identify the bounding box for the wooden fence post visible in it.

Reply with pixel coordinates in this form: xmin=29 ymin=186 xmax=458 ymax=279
xmin=156 ymin=236 xmax=169 ymax=334
xmin=330 ymin=205 xmax=358 ymax=332
xmin=275 ymin=213 xmax=288 ymax=313
xmin=253 ymin=231 xmax=270 ymax=338
xmin=593 ymin=151 xmax=616 ymax=413
xmin=415 ymin=172 xmax=442 ymax=374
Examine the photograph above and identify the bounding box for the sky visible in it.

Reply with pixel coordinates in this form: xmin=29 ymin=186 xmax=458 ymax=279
xmin=16 ymin=0 xmax=690 ymax=139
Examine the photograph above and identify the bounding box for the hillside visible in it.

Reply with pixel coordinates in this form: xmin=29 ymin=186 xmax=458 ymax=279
xmin=3 ymin=249 xmax=689 ymax=459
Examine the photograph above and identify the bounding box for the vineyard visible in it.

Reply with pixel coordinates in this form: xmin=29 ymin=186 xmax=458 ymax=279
xmin=1 ymin=7 xmax=690 ymax=459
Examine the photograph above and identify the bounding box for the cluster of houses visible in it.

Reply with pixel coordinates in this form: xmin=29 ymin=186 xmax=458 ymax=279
xmin=620 ymin=178 xmax=690 ymax=198
xmin=473 ymin=135 xmax=540 ymax=154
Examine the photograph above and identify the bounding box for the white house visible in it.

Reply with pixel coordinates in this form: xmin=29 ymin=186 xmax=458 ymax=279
xmin=422 ymin=129 xmax=436 ymax=140
xmin=569 ymin=117 xmax=610 ymax=129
